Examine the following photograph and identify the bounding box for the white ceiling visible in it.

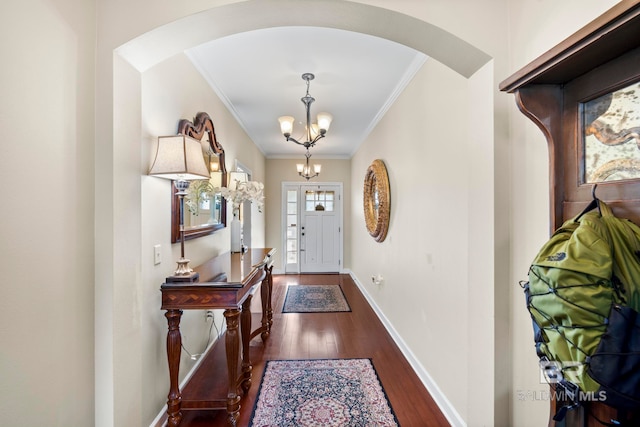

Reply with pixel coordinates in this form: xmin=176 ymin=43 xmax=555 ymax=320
xmin=186 ymin=26 xmax=427 ymax=159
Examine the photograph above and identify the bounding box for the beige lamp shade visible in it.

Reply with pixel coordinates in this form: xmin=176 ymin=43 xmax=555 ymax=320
xmin=148 ymin=135 xmax=210 ymax=180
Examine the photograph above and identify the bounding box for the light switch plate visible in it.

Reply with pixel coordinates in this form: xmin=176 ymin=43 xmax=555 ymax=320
xmin=154 ymin=244 xmax=161 ymax=265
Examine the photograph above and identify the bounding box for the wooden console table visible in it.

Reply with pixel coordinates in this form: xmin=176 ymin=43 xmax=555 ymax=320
xmin=160 ymin=248 xmax=275 ymax=426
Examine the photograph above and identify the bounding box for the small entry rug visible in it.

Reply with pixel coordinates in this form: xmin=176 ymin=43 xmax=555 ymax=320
xmin=282 ymin=285 xmax=351 ymax=313
xmin=249 ymin=358 xmax=399 ymax=426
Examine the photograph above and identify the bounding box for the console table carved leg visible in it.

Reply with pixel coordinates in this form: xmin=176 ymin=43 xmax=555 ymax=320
xmin=259 ymin=268 xmax=270 ymax=342
xmin=165 ymin=309 xmax=183 ymax=427
xmin=267 ymin=266 xmax=274 ymax=329
xmin=240 ymin=296 xmax=253 ymax=394
xmin=223 ymin=308 xmax=241 ymax=426
xmin=262 ymin=266 xmax=274 ymax=341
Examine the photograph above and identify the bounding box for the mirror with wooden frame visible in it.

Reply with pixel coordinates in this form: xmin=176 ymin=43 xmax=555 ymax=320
xmin=171 ymin=112 xmax=227 ymax=243
xmin=363 ymin=159 xmax=390 ymax=242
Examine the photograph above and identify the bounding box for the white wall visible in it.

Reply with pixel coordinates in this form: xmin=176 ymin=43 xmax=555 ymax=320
xmin=350 ymin=55 xmax=495 ymax=425
xmin=0 ymin=1 xmax=95 ymax=425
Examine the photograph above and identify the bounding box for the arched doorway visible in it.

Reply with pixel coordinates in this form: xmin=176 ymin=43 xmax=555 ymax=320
xmin=102 ymin=2 xmax=495 ymax=426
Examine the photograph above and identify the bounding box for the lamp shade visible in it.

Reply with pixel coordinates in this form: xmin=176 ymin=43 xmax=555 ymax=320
xmin=149 ymin=135 xmax=210 ymax=180
xmin=278 ymin=116 xmax=295 ymax=136
xmin=309 ymin=123 xmax=319 ymax=139
xmin=316 ymin=112 xmax=333 ymax=133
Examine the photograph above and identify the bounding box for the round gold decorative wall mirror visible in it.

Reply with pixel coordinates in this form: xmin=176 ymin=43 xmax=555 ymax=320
xmin=363 ymin=159 xmax=390 ymax=242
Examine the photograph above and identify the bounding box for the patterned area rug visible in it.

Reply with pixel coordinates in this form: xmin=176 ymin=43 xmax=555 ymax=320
xmin=282 ymin=285 xmax=351 ymax=313
xmin=249 ymin=359 xmax=399 ymax=426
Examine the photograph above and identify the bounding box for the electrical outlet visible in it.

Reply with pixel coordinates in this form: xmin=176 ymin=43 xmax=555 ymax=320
xmin=154 ymin=244 xmax=161 ymax=265
xmin=205 ymin=310 xmax=215 ymax=320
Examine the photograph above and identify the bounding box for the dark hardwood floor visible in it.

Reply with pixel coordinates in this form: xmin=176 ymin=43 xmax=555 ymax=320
xmin=170 ymin=274 xmax=450 ymax=426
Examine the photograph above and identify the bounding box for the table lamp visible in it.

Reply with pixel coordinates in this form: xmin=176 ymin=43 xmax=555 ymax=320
xmin=149 ymin=134 xmax=210 ymax=282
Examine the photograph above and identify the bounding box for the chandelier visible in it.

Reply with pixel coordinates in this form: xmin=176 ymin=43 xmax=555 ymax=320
xmin=297 ymin=149 xmax=321 ymax=181
xmin=278 ymin=73 xmax=333 ymax=149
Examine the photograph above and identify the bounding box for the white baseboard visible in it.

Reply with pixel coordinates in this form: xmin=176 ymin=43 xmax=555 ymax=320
xmin=349 ymin=272 xmax=466 ymax=427
xmin=272 ymin=268 xmax=351 ymax=275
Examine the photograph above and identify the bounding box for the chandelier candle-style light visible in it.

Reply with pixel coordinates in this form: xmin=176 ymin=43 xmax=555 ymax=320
xmin=278 ymin=73 xmax=332 ymax=149
xmin=297 ymin=149 xmax=321 ymax=181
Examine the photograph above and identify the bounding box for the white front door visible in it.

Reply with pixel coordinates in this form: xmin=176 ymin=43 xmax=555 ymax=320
xmin=282 ymin=183 xmax=342 ymax=273
xmin=300 ymin=184 xmax=341 ymax=273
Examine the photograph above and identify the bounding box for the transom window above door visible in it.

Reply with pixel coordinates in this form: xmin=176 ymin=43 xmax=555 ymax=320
xmin=305 ymin=190 xmax=335 ymax=212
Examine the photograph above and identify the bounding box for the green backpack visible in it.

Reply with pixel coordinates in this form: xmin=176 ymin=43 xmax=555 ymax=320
xmin=523 ymin=199 xmax=640 ymax=420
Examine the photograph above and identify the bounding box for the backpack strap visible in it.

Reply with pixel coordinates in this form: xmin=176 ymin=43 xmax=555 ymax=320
xmin=599 ymin=199 xmax=614 ymax=218
xmin=575 ymin=184 xmax=606 ymax=223
xmin=575 ymin=198 xmax=600 ymax=223
xmin=552 ymin=380 xmax=581 ymax=421
xmin=600 ymin=199 xmax=640 ymax=253
xmin=521 ymin=280 xmax=547 ymax=358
